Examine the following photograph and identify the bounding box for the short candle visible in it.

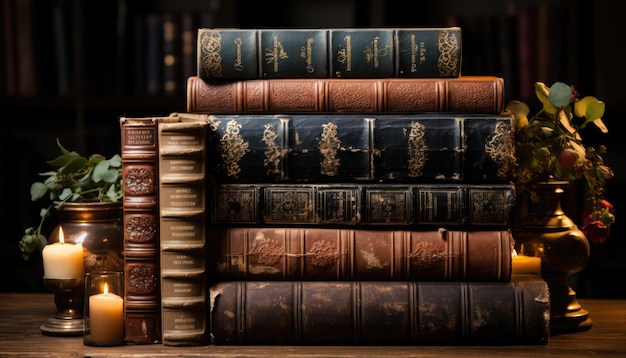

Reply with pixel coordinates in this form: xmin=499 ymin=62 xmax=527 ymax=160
xmin=512 ymin=252 xmax=542 ymax=275
xmin=89 ymin=282 xmax=124 ymax=344
xmin=41 ymin=227 xmax=85 ymax=279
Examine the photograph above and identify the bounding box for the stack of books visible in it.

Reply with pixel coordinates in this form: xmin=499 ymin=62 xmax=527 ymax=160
xmin=119 ymin=27 xmax=550 ymax=347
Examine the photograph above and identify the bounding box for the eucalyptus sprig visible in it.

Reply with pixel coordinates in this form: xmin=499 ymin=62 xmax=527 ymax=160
xmin=507 ymin=81 xmax=615 ymax=244
xmin=19 ymin=139 xmax=123 ymax=260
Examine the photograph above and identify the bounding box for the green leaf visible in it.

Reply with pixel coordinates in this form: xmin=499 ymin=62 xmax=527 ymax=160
xmin=47 ymin=153 xmax=79 ymax=168
xmin=534 ymin=82 xmax=558 ymax=115
xmin=108 ymin=154 xmax=122 ymax=168
xmin=92 ymin=160 xmax=109 ymax=182
xmin=58 ymin=187 xmax=74 ymax=201
xmin=30 ymin=182 xmax=49 ymax=201
xmin=60 ymin=157 xmax=89 ymax=175
xmin=587 ymin=101 xmax=608 ymax=133
xmin=548 ymin=82 xmax=572 ymax=107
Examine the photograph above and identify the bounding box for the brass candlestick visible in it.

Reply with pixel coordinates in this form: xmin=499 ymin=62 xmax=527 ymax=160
xmin=40 ymin=277 xmax=85 ymax=336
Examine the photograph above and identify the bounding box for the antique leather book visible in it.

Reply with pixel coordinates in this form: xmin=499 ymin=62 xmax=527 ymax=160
xmin=187 ymin=76 xmax=504 ymax=114
xmin=158 ymin=115 xmax=209 ymax=346
xmin=201 ymin=113 xmax=514 ymax=183
xmin=209 ymin=183 xmax=516 ymax=228
xmin=208 ymin=274 xmax=550 ymax=345
xmin=196 ymin=27 xmax=461 ymax=79
xmin=120 ymin=116 xmax=170 ymax=344
xmin=207 ymin=227 xmax=513 ymax=282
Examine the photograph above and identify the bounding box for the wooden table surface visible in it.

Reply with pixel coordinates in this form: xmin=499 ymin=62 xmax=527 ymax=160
xmin=0 ymin=293 xmax=625 ymax=357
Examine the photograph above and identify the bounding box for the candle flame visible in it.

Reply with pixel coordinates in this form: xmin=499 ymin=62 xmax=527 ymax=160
xmin=103 ymin=282 xmax=109 ymax=295
xmin=59 ymin=226 xmax=65 ymax=244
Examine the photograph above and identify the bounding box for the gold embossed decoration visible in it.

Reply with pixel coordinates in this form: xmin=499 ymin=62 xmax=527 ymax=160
xmin=407 ymin=121 xmax=427 ymax=178
xmin=199 ymin=31 xmax=223 ymax=78
xmin=219 ymin=120 xmax=249 ymax=178
xmin=437 ymin=29 xmax=459 ymax=77
xmin=485 ymin=121 xmax=515 ymax=180
xmin=319 ymin=122 xmax=341 ymax=176
xmin=262 ymin=123 xmax=282 ymax=176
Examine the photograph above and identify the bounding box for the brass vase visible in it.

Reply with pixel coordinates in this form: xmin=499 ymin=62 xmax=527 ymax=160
xmin=513 ymin=181 xmax=592 ymax=335
xmin=40 ymin=201 xmax=124 ymax=336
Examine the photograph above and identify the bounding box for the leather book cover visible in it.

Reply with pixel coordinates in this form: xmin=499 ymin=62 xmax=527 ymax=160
xmin=258 ymin=29 xmax=328 ymax=78
xmin=209 ymin=183 xmax=515 ymax=228
xmin=186 ymin=76 xmax=505 ymax=114
xmin=330 ymin=29 xmax=395 ymax=78
xmin=396 ymin=28 xmax=461 ymax=78
xmin=204 ymin=113 xmax=514 ymax=184
xmin=197 ymin=29 xmax=258 ymax=79
xmin=208 ymin=274 xmax=550 ymax=345
xmin=208 ymin=227 xmax=513 ymax=282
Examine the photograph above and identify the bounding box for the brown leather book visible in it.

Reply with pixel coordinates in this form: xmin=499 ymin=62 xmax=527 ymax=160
xmin=120 ymin=114 xmax=179 ymax=344
xmin=208 ymin=227 xmax=513 ymax=282
xmin=209 ymin=274 xmax=550 ymax=345
xmin=186 ymin=76 xmax=505 ymax=114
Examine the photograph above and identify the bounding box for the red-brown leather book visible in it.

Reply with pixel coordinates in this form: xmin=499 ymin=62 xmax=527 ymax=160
xmin=120 ymin=115 xmax=178 ymax=344
xmin=186 ymin=76 xmax=505 ymax=114
xmin=209 ymin=274 xmax=550 ymax=345
xmin=208 ymin=227 xmax=513 ymax=282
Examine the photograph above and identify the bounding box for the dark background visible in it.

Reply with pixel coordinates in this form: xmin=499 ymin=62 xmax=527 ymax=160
xmin=2 ymin=0 xmax=625 ymax=297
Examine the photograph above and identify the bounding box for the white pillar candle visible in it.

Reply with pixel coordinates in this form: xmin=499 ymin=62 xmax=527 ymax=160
xmin=512 ymin=253 xmax=542 ymax=275
xmin=42 ymin=227 xmax=85 ymax=279
xmin=89 ymin=283 xmax=124 ymax=344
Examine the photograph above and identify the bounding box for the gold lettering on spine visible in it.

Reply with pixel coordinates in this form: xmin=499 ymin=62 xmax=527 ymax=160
xmin=233 ymin=38 xmax=243 ymax=72
xmin=319 ymin=122 xmax=341 ymax=176
xmin=200 ymin=31 xmax=223 ymax=77
xmin=219 ymin=120 xmax=249 ymax=178
xmin=264 ymin=35 xmax=288 ymax=73
xmin=407 ymin=122 xmax=427 ymax=178
xmin=410 ymin=35 xmax=417 ymax=72
xmin=303 ymin=37 xmax=315 ymax=73
xmin=437 ymin=30 xmax=460 ymax=77
xmin=364 ymin=36 xmax=391 ymax=68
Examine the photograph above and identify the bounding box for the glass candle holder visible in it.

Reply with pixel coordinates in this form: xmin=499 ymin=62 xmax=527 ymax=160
xmin=83 ymin=271 xmax=125 ymax=346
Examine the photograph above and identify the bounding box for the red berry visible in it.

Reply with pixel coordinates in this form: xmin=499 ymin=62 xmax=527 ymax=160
xmin=557 ymin=149 xmax=577 ymax=168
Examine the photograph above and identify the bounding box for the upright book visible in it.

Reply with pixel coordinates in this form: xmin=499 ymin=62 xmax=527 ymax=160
xmin=201 ymin=113 xmax=514 ymax=183
xmin=208 ymin=274 xmax=550 ymax=345
xmin=186 ymin=76 xmax=505 ymax=114
xmin=120 ymin=115 xmax=168 ymax=344
xmin=208 ymin=227 xmax=513 ymax=282
xmin=209 ymin=183 xmax=516 ymax=228
xmin=197 ymin=27 xmax=461 ymax=79
xmin=158 ymin=114 xmax=209 ymax=346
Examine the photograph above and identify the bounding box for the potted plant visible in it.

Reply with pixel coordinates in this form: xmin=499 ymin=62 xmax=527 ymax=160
xmin=18 ymin=139 xmax=124 ymax=273
xmin=507 ymin=81 xmax=615 ymax=334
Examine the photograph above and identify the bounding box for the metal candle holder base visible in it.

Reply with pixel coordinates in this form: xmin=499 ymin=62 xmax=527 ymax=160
xmin=40 ymin=277 xmax=85 ymax=336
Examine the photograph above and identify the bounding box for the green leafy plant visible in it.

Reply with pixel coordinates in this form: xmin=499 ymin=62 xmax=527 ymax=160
xmin=507 ymin=81 xmax=615 ymax=244
xmin=18 ymin=139 xmax=123 ymax=260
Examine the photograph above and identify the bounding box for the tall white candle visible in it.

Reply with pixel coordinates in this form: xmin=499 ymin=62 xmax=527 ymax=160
xmin=89 ymin=282 xmax=124 ymax=344
xmin=41 ymin=227 xmax=85 ymax=279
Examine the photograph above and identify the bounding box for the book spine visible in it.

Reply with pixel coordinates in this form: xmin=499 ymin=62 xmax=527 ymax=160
xmin=210 ymin=183 xmax=515 ymax=228
xmin=209 ymin=228 xmax=513 ymax=282
xmin=120 ymin=116 xmax=163 ymax=344
xmin=203 ymin=113 xmax=513 ymax=184
xmin=162 ymin=12 xmax=181 ymax=97
xmin=196 ymin=27 xmax=461 ymax=79
xmin=330 ymin=29 xmax=395 ymax=78
xmin=186 ymin=76 xmax=505 ymax=114
xmin=158 ymin=115 xmax=209 ymax=346
xmin=208 ymin=275 xmax=550 ymax=345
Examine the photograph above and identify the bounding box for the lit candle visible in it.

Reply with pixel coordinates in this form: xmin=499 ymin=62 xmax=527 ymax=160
xmin=512 ymin=251 xmax=542 ymax=275
xmin=89 ymin=282 xmax=124 ymax=344
xmin=41 ymin=227 xmax=85 ymax=279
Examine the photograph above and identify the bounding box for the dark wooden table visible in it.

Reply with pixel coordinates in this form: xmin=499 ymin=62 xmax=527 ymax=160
xmin=0 ymin=293 xmax=625 ymax=357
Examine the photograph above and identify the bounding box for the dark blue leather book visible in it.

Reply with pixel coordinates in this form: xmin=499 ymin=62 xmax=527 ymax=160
xmin=196 ymin=27 xmax=461 ymax=79
xmin=204 ymin=113 xmax=514 ymax=184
